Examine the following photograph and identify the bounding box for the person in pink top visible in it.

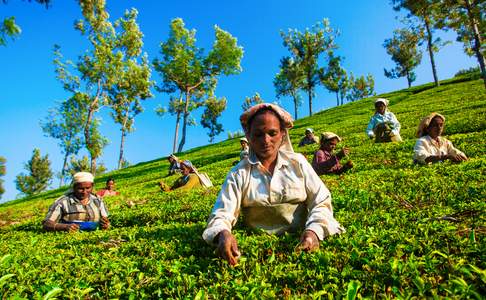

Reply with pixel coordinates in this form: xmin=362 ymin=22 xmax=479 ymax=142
xmin=96 ymin=178 xmax=120 ymax=197
xmin=312 ymin=132 xmax=353 ymax=175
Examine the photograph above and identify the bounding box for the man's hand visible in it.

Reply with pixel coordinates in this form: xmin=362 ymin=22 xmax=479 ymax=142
xmin=100 ymin=216 xmax=110 ymax=230
xmin=216 ymin=230 xmax=241 ymax=266
xmin=66 ymin=223 xmax=79 ymax=233
xmin=297 ymin=230 xmax=320 ymax=252
xmin=337 ymin=147 xmax=350 ymax=159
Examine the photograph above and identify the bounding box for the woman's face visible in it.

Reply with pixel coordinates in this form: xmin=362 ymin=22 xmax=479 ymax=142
xmin=428 ymin=116 xmax=444 ymax=138
xmin=248 ymin=111 xmax=284 ymax=162
xmin=74 ymin=182 xmax=93 ymax=201
xmin=322 ymin=138 xmax=339 ymax=152
xmin=375 ymin=102 xmax=386 ymax=114
xmin=106 ymin=180 xmax=115 ymax=191
xmin=180 ymin=164 xmax=191 ymax=176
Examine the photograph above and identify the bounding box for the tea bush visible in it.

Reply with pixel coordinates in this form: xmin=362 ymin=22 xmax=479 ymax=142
xmin=0 ymin=77 xmax=484 ymax=298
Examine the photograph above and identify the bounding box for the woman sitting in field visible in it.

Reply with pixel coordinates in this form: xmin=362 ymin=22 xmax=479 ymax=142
xmin=43 ymin=172 xmax=110 ymax=232
xmin=414 ymin=112 xmax=468 ymax=164
xmin=298 ymin=128 xmax=319 ymax=147
xmin=202 ymin=103 xmax=345 ymax=266
xmin=96 ymin=178 xmax=120 ymax=197
xmin=167 ymin=154 xmax=181 ymax=176
xmin=312 ymin=132 xmax=353 ymax=175
xmin=366 ymin=98 xmax=402 ymax=142
xmin=159 ymin=160 xmax=203 ymax=192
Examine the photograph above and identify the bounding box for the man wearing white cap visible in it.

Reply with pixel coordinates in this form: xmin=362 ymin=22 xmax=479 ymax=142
xmin=312 ymin=132 xmax=353 ymax=175
xmin=43 ymin=171 xmax=110 ymax=232
xmin=366 ymin=98 xmax=402 ymax=142
xmin=298 ymin=128 xmax=319 ymax=147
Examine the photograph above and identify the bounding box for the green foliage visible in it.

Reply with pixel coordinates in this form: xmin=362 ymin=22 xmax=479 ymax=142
xmin=320 ymin=51 xmax=348 ymax=107
xmin=455 ymin=66 xmax=480 ymax=77
xmin=14 ymin=149 xmax=53 ymax=196
xmin=384 ymin=28 xmax=423 ymax=88
xmin=200 ymin=96 xmax=227 ymax=143
xmin=0 ymin=16 xmax=20 ymax=46
xmin=0 ymin=156 xmax=5 ymax=199
xmin=280 ymin=19 xmax=338 ymax=115
xmin=346 ymin=73 xmax=375 ymax=102
xmin=153 ymin=18 xmax=243 ymax=152
xmin=66 ymin=155 xmax=106 ymax=177
xmin=241 ymin=92 xmax=264 ymax=112
xmin=274 ymin=57 xmax=304 ymax=119
xmin=0 ymin=77 xmax=484 ymax=298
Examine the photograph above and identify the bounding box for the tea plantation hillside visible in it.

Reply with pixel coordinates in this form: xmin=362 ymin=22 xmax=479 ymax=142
xmin=1 ymin=75 xmax=485 ymax=298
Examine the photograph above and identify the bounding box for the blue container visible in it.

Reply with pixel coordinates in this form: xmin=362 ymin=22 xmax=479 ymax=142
xmin=65 ymin=221 xmax=99 ymax=231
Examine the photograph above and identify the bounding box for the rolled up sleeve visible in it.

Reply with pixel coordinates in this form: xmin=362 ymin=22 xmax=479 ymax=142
xmin=366 ymin=117 xmax=376 ymax=137
xmin=202 ymin=172 xmax=242 ymax=244
xmin=389 ymin=112 xmax=401 ymax=136
xmin=413 ymin=139 xmax=429 ymax=164
xmin=301 ymin=159 xmax=345 ymax=240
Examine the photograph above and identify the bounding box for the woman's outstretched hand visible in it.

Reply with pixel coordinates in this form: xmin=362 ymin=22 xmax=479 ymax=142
xmin=216 ymin=230 xmax=241 ymax=266
xmin=297 ymin=230 xmax=320 ymax=252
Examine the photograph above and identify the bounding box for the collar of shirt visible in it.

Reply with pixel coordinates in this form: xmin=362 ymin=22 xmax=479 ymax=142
xmin=248 ymin=150 xmax=290 ymax=174
xmin=67 ymin=193 xmax=94 ymax=206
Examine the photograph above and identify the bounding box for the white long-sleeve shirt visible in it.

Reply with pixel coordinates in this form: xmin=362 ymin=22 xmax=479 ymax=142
xmin=202 ymin=150 xmax=345 ymax=244
xmin=413 ymin=135 xmax=466 ymax=164
xmin=366 ymin=111 xmax=401 ymax=138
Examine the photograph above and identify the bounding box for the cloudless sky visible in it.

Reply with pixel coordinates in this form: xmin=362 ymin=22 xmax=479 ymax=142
xmin=0 ymin=0 xmax=478 ymax=202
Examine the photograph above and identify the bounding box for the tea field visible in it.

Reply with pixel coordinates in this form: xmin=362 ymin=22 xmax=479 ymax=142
xmin=0 ymin=74 xmax=485 ymax=299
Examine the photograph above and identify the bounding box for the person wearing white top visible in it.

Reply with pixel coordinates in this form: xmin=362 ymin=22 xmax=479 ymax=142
xmin=202 ymin=103 xmax=345 ymax=266
xmin=413 ymin=112 xmax=467 ymax=164
xmin=366 ymin=98 xmax=402 ymax=142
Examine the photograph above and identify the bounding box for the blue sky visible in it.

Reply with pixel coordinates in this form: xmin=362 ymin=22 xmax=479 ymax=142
xmin=0 ymin=0 xmax=478 ymax=202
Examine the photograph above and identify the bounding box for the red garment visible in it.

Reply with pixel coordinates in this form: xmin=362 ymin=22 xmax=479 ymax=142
xmin=311 ymin=149 xmax=342 ymax=175
xmin=96 ymin=189 xmax=119 ymax=197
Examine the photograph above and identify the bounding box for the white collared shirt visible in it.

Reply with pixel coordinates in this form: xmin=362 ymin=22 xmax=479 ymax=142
xmin=202 ymin=150 xmax=345 ymax=244
xmin=413 ymin=135 xmax=466 ymax=164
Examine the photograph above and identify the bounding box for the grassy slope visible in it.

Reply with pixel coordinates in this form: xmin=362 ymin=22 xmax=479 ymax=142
xmin=0 ymin=75 xmax=485 ymax=298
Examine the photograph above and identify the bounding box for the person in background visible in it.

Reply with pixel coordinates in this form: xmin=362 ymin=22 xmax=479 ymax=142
xmin=239 ymin=137 xmax=250 ymax=161
xmin=203 ymin=103 xmax=345 ymax=266
xmin=43 ymin=172 xmax=110 ymax=232
xmin=312 ymin=132 xmax=353 ymax=175
xmin=167 ymin=154 xmax=181 ymax=176
xmin=366 ymin=98 xmax=402 ymax=142
xmin=159 ymin=160 xmax=202 ymax=191
xmin=96 ymin=178 xmax=120 ymax=197
xmin=414 ymin=112 xmax=468 ymax=164
xmin=298 ymin=128 xmax=319 ymax=147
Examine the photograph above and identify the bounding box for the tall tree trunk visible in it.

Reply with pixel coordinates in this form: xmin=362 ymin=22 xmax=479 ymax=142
xmin=335 ymin=91 xmax=339 ymax=106
xmin=424 ymin=18 xmax=440 ymax=87
xmin=307 ymin=75 xmax=313 ymax=116
xmin=118 ymin=112 xmax=129 ymax=169
xmin=464 ymin=0 xmax=486 ymax=88
xmin=118 ymin=129 xmax=126 ymax=169
xmin=177 ymin=89 xmax=191 ymax=153
xmin=291 ymin=91 xmax=298 ymax=120
xmin=84 ymin=108 xmax=97 ymax=175
xmin=172 ymin=110 xmax=181 ymax=154
xmin=406 ymin=70 xmax=412 ymax=88
xmin=59 ymin=151 xmax=69 ymax=187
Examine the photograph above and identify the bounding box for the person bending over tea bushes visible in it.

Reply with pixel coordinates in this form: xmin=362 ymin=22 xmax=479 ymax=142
xmin=43 ymin=172 xmax=110 ymax=232
xmin=298 ymin=128 xmax=319 ymax=147
xmin=366 ymin=98 xmax=402 ymax=142
xmin=414 ymin=112 xmax=468 ymax=164
xmin=312 ymin=132 xmax=353 ymax=175
xmin=159 ymin=160 xmax=203 ymax=191
xmin=96 ymin=178 xmax=120 ymax=197
xmin=203 ymin=103 xmax=345 ymax=266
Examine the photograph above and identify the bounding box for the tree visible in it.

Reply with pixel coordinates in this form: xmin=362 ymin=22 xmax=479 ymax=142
xmin=392 ymin=0 xmax=445 ymax=87
xmin=274 ymin=57 xmax=304 ymax=118
xmin=280 ymin=19 xmax=338 ymax=116
xmin=153 ymin=18 xmax=243 ymax=153
xmin=109 ymin=9 xmax=153 ymax=169
xmin=15 ymin=149 xmax=53 ymax=196
xmin=320 ymin=52 xmax=347 ymax=106
xmin=346 ymin=73 xmax=375 ymax=102
xmin=0 ymin=156 xmax=5 ymax=199
xmin=0 ymin=0 xmax=50 ymax=46
xmin=201 ymin=96 xmax=227 ymax=143
xmin=66 ymin=155 xmax=106 ymax=177
xmin=241 ymin=92 xmax=264 ymax=112
xmin=40 ymin=94 xmax=86 ymax=187
xmin=439 ymin=0 xmax=485 ymax=88
xmin=384 ymin=28 xmax=423 ymax=88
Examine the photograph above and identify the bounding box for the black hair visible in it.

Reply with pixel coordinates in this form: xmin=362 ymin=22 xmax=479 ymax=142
xmin=106 ymin=178 xmax=115 ymax=184
xmin=247 ymin=107 xmax=286 ymax=132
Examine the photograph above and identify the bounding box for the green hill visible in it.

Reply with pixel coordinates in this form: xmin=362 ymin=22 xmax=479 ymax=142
xmin=1 ymin=75 xmax=485 ymax=298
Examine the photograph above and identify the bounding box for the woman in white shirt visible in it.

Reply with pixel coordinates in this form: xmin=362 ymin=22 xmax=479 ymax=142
xmin=202 ymin=103 xmax=344 ymax=266
xmin=413 ymin=112 xmax=468 ymax=164
xmin=366 ymin=98 xmax=402 ymax=142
